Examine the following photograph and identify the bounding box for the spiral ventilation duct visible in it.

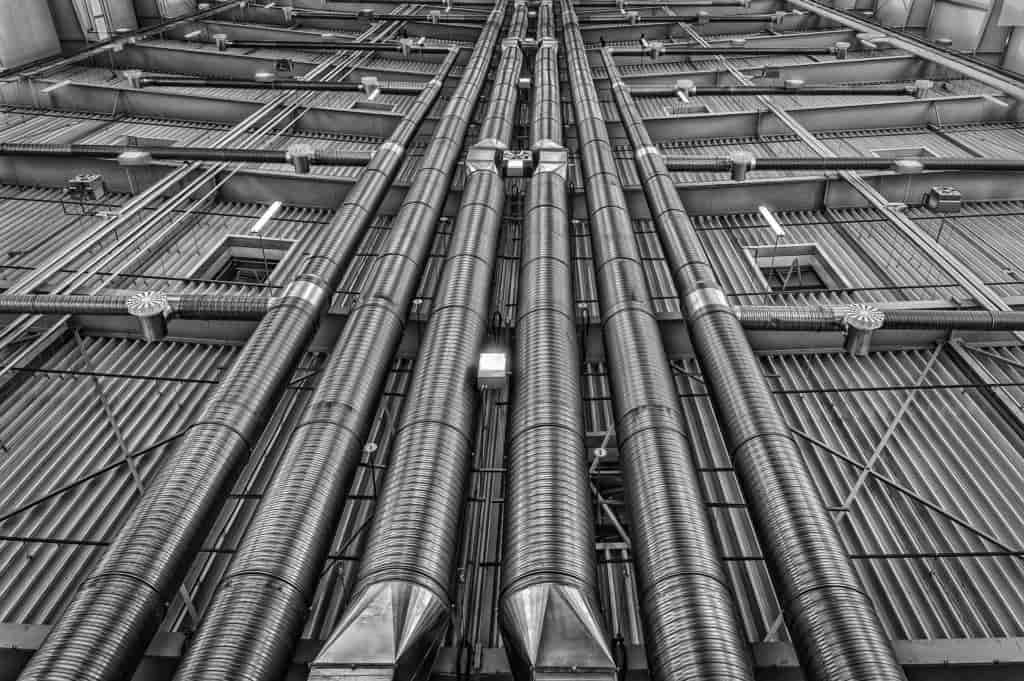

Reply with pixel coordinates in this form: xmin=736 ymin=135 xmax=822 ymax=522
xmin=14 ymin=51 xmax=458 ymax=681
xmin=499 ymin=2 xmax=615 ymax=679
xmin=0 ymin=142 xmax=372 ymax=166
xmin=306 ymin=3 xmax=517 ymax=679
xmin=600 ymin=47 xmax=908 ymax=681
xmin=559 ymin=4 xmax=754 ymax=681
xmin=0 ymin=292 xmax=267 ymax=319
xmin=734 ymin=304 xmax=1024 ymax=332
xmin=165 ymin=29 xmax=496 ymax=681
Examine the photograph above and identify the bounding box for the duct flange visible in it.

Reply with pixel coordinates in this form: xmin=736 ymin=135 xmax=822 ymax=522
xmin=842 ymin=303 xmax=884 ymax=355
xmin=127 ymin=291 xmax=170 ymax=341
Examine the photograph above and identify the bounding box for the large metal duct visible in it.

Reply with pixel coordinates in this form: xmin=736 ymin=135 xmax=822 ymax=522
xmin=0 ymin=142 xmax=373 ymax=167
xmin=558 ymin=3 xmax=754 ymax=681
xmin=0 ymin=293 xmax=268 ymax=318
xmin=305 ymin=2 xmax=519 ymax=679
xmin=167 ymin=11 xmax=507 ymax=680
xmin=735 ymin=304 xmax=1024 ymax=332
xmin=600 ymin=47 xmax=907 ymax=681
xmin=499 ymin=2 xmax=615 ymax=679
xmin=14 ymin=50 xmax=459 ymax=681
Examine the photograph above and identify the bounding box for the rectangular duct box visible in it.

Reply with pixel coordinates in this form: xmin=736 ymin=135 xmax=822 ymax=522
xmin=477 ymin=352 xmax=508 ymax=390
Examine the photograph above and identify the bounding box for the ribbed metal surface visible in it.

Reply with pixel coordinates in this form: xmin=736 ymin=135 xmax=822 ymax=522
xmin=502 ymin=1 xmax=595 ymax=598
xmin=562 ymin=3 xmax=753 ymax=680
xmin=165 ymin=49 xmax=466 ymax=681
xmin=500 ymin=3 xmax=614 ymax=676
xmin=602 ymin=45 xmax=905 ymax=681
xmin=14 ymin=47 xmax=455 ymax=681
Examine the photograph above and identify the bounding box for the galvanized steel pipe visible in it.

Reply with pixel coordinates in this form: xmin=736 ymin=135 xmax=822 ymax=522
xmin=134 ymin=77 xmax=423 ymax=95
xmin=0 ymin=293 xmax=268 ymax=319
xmin=221 ymin=40 xmax=455 ymax=53
xmin=500 ymin=2 xmax=615 ymax=677
xmin=735 ymin=305 xmax=1024 ymax=332
xmin=267 ymin=3 xmax=512 ymax=679
xmin=0 ymin=142 xmax=372 ymax=166
xmin=561 ymin=3 xmax=754 ymax=680
xmin=601 ymin=45 xmax=907 ymax=681
xmin=15 ymin=49 xmax=458 ymax=681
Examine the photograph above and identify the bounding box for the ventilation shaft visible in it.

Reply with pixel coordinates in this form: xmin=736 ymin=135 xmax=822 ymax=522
xmin=558 ymin=3 xmax=755 ymax=680
xmin=15 ymin=47 xmax=459 ymax=681
xmin=307 ymin=2 xmax=523 ymax=679
xmin=599 ymin=44 xmax=907 ymax=681
xmin=499 ymin=1 xmax=615 ymax=679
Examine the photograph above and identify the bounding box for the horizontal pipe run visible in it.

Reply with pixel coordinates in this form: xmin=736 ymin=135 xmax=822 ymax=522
xmin=631 ymin=85 xmax=917 ymax=97
xmin=293 ymin=9 xmax=485 ymax=22
xmin=580 ymin=13 xmax=781 ymax=24
xmin=221 ymin=40 xmax=455 ymax=54
xmin=609 ymin=45 xmax=840 ymax=56
xmin=0 ymin=143 xmax=372 ymax=167
xmin=134 ymin=77 xmax=422 ymax=94
xmin=662 ymin=155 xmax=1024 ymax=174
xmin=735 ymin=305 xmax=1024 ymax=332
xmin=0 ymin=293 xmax=269 ymax=319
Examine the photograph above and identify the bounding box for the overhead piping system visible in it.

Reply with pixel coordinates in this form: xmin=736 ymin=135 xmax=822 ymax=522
xmin=0 ymin=142 xmax=372 ymax=173
xmin=166 ymin=9 xmax=507 ymax=680
xmin=786 ymin=0 xmax=1024 ymax=102
xmin=0 ymin=292 xmax=268 ymax=318
xmin=305 ymin=3 xmax=520 ymax=678
xmin=600 ymin=44 xmax=907 ymax=681
xmin=660 ymin=154 xmax=1024 ymax=180
xmin=630 ymin=83 xmax=934 ymax=98
xmin=129 ymin=76 xmax=423 ymax=95
xmin=14 ymin=47 xmax=459 ymax=681
xmin=213 ymin=39 xmax=455 ymax=54
xmin=0 ymin=0 xmax=244 ymax=79
xmin=499 ymin=1 xmax=615 ymax=678
xmin=612 ymin=44 xmax=847 ymax=57
xmin=735 ymin=304 xmax=1024 ymax=332
xmin=559 ymin=3 xmax=754 ymax=680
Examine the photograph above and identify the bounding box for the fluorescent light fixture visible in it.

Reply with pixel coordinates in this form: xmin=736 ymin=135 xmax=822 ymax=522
xmin=250 ymin=200 xmax=283 ymax=234
xmin=41 ymin=80 xmax=71 ymax=94
xmin=758 ymin=205 xmax=786 ymax=238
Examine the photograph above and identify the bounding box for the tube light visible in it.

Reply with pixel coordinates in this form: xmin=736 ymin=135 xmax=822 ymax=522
xmin=758 ymin=205 xmax=786 ymax=238
xmin=250 ymin=200 xmax=283 ymax=233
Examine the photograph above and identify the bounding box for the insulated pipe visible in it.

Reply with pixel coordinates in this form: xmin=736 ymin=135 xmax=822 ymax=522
xmin=15 ymin=49 xmax=458 ymax=681
xmin=631 ymin=85 xmax=920 ymax=96
xmin=220 ymin=40 xmax=455 ymax=54
xmin=610 ymin=45 xmax=841 ymax=56
xmin=0 ymin=293 xmax=268 ymax=319
xmin=0 ymin=143 xmax=372 ymax=167
xmin=133 ymin=77 xmax=423 ymax=95
xmin=601 ymin=47 xmax=907 ymax=681
xmin=499 ymin=2 xmax=615 ymax=678
xmin=579 ymin=13 xmax=781 ymax=23
xmin=158 ymin=5 xmax=511 ymax=681
xmin=307 ymin=5 xmax=521 ymax=678
xmin=293 ymin=9 xmax=486 ymax=22
xmin=735 ymin=305 xmax=1024 ymax=331
xmin=662 ymin=156 xmax=1024 ymax=173
xmin=560 ymin=4 xmax=754 ymax=681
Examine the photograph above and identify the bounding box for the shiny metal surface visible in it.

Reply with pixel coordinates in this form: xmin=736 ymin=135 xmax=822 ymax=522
xmin=601 ymin=38 xmax=906 ymax=681
xmin=500 ymin=2 xmax=614 ymax=678
xmin=308 ymin=3 xmax=517 ymax=678
xmin=561 ymin=2 xmax=754 ymax=680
